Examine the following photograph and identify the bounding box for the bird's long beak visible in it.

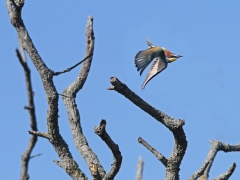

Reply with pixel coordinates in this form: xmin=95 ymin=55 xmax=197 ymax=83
xmin=167 ymin=53 xmax=182 ymax=63
xmin=171 ymin=53 xmax=182 ymax=58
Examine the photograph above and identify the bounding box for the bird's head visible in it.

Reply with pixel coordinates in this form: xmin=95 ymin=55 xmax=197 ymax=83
xmin=162 ymin=47 xmax=182 ymax=63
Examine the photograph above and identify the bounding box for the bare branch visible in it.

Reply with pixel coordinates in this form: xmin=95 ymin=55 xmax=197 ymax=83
xmin=189 ymin=140 xmax=240 ymax=180
xmin=16 ymin=49 xmax=29 ymax=73
xmin=7 ymin=1 xmax=87 ymax=179
xmin=58 ymin=94 xmax=72 ymax=98
xmin=138 ymin=137 xmax=167 ymax=167
xmin=108 ymin=77 xmax=185 ymax=129
xmin=28 ymin=131 xmax=49 ymax=139
xmin=24 ymin=106 xmax=34 ymax=110
xmin=214 ymin=163 xmax=236 ymax=180
xmin=188 ymin=162 xmax=209 ymax=180
xmin=108 ymin=77 xmax=187 ymax=180
xmin=135 ymin=156 xmax=144 ymax=180
xmin=29 ymin=153 xmax=42 ymax=159
xmin=53 ymin=53 xmax=93 ymax=76
xmin=16 ymin=48 xmax=38 ymax=180
xmin=203 ymin=140 xmax=240 ymax=178
xmin=77 ymin=15 xmax=95 ymax=91
xmin=94 ymin=120 xmax=122 ymax=180
xmin=61 ymin=16 xmax=106 ymax=179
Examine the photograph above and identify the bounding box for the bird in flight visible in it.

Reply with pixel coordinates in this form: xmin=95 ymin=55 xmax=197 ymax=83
xmin=135 ymin=37 xmax=182 ymax=89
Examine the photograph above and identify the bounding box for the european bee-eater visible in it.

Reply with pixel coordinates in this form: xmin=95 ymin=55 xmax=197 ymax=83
xmin=135 ymin=37 xmax=182 ymax=89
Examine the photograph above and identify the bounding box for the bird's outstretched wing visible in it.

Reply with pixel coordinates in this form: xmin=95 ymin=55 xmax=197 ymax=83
xmin=135 ymin=46 xmax=162 ymax=76
xmin=142 ymin=57 xmax=167 ymax=89
xmin=146 ymin=37 xmax=155 ymax=48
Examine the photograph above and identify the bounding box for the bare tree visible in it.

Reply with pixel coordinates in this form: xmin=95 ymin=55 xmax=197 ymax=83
xmin=6 ymin=0 xmax=239 ymax=180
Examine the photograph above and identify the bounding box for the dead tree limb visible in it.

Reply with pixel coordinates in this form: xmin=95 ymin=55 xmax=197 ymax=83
xmin=94 ymin=119 xmax=122 ymax=180
xmin=135 ymin=156 xmax=144 ymax=180
xmin=138 ymin=137 xmax=167 ymax=167
xmin=7 ymin=1 xmax=86 ymax=179
xmin=61 ymin=16 xmax=107 ymax=179
xmin=189 ymin=140 xmax=240 ymax=180
xmin=16 ymin=47 xmax=39 ymax=180
xmin=214 ymin=163 xmax=236 ymax=180
xmin=188 ymin=162 xmax=209 ymax=180
xmin=108 ymin=76 xmax=187 ymax=180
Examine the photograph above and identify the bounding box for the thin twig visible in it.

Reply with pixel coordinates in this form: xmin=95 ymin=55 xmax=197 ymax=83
xmin=16 ymin=48 xmax=38 ymax=180
xmin=94 ymin=120 xmax=122 ymax=180
xmin=29 ymin=153 xmax=42 ymax=159
xmin=138 ymin=137 xmax=168 ymax=167
xmin=16 ymin=49 xmax=29 ymax=72
xmin=28 ymin=131 xmax=49 ymax=139
xmin=58 ymin=94 xmax=72 ymax=98
xmin=53 ymin=53 xmax=93 ymax=76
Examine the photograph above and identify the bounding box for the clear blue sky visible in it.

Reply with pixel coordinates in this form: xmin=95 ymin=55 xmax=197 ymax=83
xmin=1 ymin=1 xmax=240 ymax=179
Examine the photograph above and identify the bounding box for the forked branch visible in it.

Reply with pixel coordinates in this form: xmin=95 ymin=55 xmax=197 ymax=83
xmin=7 ymin=1 xmax=86 ymax=179
xmin=189 ymin=140 xmax=240 ymax=180
xmin=108 ymin=76 xmax=187 ymax=180
xmin=53 ymin=53 xmax=93 ymax=76
xmin=61 ymin=16 xmax=107 ymax=179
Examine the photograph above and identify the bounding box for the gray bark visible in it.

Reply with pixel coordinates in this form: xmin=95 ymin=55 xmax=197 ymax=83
xmin=61 ymin=16 xmax=106 ymax=179
xmin=214 ymin=163 xmax=236 ymax=180
xmin=108 ymin=77 xmax=187 ymax=180
xmin=189 ymin=140 xmax=240 ymax=180
xmin=135 ymin=156 xmax=144 ymax=180
xmin=16 ymin=47 xmax=39 ymax=180
xmin=7 ymin=1 xmax=87 ymax=179
xmin=94 ymin=120 xmax=122 ymax=180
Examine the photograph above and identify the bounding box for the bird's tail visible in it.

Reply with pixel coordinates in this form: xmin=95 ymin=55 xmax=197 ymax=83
xmin=146 ymin=37 xmax=155 ymax=48
xmin=135 ymin=49 xmax=154 ymax=76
